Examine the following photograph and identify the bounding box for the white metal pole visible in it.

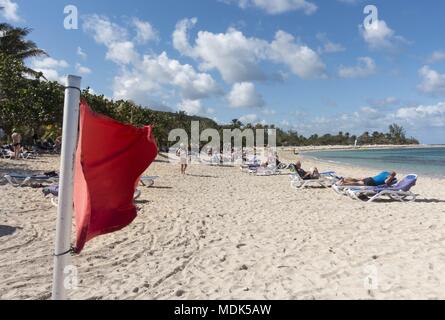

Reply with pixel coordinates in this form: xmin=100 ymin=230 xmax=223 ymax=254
xmin=52 ymin=75 xmax=82 ymax=300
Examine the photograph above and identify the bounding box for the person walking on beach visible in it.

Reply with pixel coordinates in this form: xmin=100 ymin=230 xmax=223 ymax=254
xmin=11 ymin=130 xmax=22 ymax=160
xmin=176 ymin=143 xmax=188 ymax=175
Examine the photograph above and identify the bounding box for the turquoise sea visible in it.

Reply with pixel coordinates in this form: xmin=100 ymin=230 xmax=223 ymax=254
xmin=304 ymin=147 xmax=445 ymax=178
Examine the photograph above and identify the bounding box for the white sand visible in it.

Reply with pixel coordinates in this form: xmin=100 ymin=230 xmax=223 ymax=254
xmin=1 ymin=151 xmax=445 ymax=300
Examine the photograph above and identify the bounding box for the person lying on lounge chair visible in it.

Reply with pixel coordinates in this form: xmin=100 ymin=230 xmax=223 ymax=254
xmin=338 ymin=171 xmax=397 ymax=187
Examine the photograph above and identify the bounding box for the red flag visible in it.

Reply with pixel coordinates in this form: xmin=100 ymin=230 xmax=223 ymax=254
xmin=73 ymin=101 xmax=158 ymax=253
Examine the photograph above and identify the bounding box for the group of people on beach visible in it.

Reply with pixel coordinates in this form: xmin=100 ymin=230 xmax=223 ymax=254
xmin=175 ymin=143 xmax=398 ymax=188
xmin=1 ymin=130 xmax=62 ymax=160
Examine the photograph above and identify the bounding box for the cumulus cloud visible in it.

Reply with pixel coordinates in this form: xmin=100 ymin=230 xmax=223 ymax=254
xmin=338 ymin=57 xmax=376 ymax=78
xmin=239 ymin=113 xmax=259 ymax=124
xmin=77 ymin=47 xmax=87 ymax=60
xmin=83 ymin=15 xmax=139 ymax=65
xmin=227 ymin=82 xmax=265 ymax=108
xmin=316 ymin=33 xmax=345 ymax=54
xmin=283 ymin=100 xmax=445 ymax=141
xmin=133 ymin=18 xmax=159 ymax=44
xmin=113 ymin=52 xmax=221 ymax=104
xmin=75 ymin=63 xmax=92 ymax=75
xmin=426 ymin=51 xmax=445 ymax=64
xmin=83 ymin=15 xmax=220 ymax=108
xmin=359 ymin=20 xmax=408 ymax=52
xmin=29 ymin=57 xmax=69 ymax=83
xmin=223 ymin=0 xmax=317 ymax=15
xmin=83 ymin=14 xmax=128 ymax=46
xmin=418 ymin=66 xmax=445 ymax=96
xmin=0 ymin=0 xmax=21 ymax=22
xmin=177 ymin=99 xmax=215 ymax=116
xmin=395 ymin=102 xmax=445 ymax=127
xmin=173 ymin=18 xmax=325 ymax=83
xmin=366 ymin=96 xmax=399 ymax=108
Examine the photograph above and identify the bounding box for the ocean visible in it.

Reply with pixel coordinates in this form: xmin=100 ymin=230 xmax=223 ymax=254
xmin=304 ymin=147 xmax=445 ymax=178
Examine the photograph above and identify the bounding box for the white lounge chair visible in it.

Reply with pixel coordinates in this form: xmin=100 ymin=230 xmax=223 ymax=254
xmin=3 ymin=172 xmax=59 ymax=187
xmin=140 ymin=176 xmax=159 ymax=187
xmin=256 ymin=165 xmax=281 ymax=176
xmin=290 ymin=172 xmax=339 ymax=189
xmin=346 ymin=174 xmax=418 ymax=203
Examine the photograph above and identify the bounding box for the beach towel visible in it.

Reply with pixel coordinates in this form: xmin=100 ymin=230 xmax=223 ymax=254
xmin=73 ymin=101 xmax=158 ymax=253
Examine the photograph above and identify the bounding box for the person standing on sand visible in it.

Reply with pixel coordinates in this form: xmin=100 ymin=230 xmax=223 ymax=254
xmin=11 ymin=130 xmax=22 ymax=160
xmin=176 ymin=143 xmax=188 ymax=175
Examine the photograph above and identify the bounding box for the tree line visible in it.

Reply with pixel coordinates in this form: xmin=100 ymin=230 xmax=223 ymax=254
xmin=0 ymin=22 xmax=419 ymax=149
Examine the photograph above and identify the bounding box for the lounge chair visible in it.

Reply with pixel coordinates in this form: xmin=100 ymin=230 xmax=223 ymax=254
xmin=256 ymin=165 xmax=281 ymax=176
xmin=346 ymin=174 xmax=418 ymax=203
xmin=1 ymin=148 xmax=13 ymax=159
xmin=3 ymin=171 xmax=59 ymax=187
xmin=139 ymin=176 xmax=159 ymax=187
xmin=332 ymin=178 xmax=398 ymax=195
xmin=45 ymin=185 xmax=142 ymax=206
xmin=290 ymin=172 xmax=339 ymax=189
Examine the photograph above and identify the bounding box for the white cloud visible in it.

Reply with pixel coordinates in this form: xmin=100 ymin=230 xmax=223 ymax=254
xmin=31 ymin=57 xmax=69 ymax=69
xmin=77 ymin=47 xmax=87 ymax=60
xmin=113 ymin=52 xmax=221 ymax=104
xmin=283 ymin=101 xmax=445 ymax=141
xmin=268 ymin=30 xmax=326 ymax=79
xmin=0 ymin=0 xmax=21 ymax=22
xmin=106 ymin=41 xmax=139 ymax=65
xmin=173 ymin=18 xmax=325 ymax=83
xmin=239 ymin=114 xmax=258 ymax=124
xmin=83 ymin=15 xmax=221 ymax=107
xmin=338 ymin=57 xmax=376 ymax=78
xmin=366 ymin=96 xmax=399 ymax=108
xmin=83 ymin=15 xmax=139 ymax=65
xmin=359 ymin=20 xmax=407 ymax=51
xmin=75 ymin=63 xmax=92 ymax=75
xmin=316 ymin=33 xmax=345 ymax=54
xmin=426 ymin=51 xmax=445 ymax=64
xmin=224 ymin=0 xmax=317 ymax=15
xmin=418 ymin=66 xmax=445 ymax=96
xmin=83 ymin=14 xmax=128 ymax=46
xmin=178 ymin=99 xmax=216 ymax=116
xmin=227 ymin=82 xmax=265 ymax=108
xmin=396 ymin=102 xmax=445 ymax=128
xmin=29 ymin=57 xmax=69 ymax=83
xmin=133 ymin=18 xmax=159 ymax=44
xmin=178 ymin=99 xmax=203 ymax=115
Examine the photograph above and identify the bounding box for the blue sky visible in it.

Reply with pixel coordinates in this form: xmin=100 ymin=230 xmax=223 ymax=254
xmin=1 ymin=0 xmax=445 ymax=143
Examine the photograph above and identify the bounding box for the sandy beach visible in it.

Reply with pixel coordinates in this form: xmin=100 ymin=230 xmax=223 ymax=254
xmin=1 ymin=150 xmax=445 ymax=300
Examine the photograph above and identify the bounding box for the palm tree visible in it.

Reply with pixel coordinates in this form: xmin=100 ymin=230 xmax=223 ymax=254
xmin=0 ymin=23 xmax=48 ymax=78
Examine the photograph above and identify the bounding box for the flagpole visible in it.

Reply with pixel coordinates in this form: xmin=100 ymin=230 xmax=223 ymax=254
xmin=52 ymin=75 xmax=82 ymax=300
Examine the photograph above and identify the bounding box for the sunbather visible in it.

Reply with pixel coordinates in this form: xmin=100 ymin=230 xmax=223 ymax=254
xmin=338 ymin=171 xmax=397 ymax=187
xmin=292 ymin=161 xmax=320 ymax=180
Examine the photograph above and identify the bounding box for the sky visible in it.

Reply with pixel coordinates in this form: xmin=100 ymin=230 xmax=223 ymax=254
xmin=1 ymin=0 xmax=445 ymax=143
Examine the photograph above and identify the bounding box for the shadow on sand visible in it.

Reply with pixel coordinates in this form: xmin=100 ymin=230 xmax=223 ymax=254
xmin=185 ymin=174 xmax=218 ymax=178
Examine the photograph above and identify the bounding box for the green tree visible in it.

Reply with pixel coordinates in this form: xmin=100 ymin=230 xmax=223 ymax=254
xmin=0 ymin=23 xmax=47 ymax=77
